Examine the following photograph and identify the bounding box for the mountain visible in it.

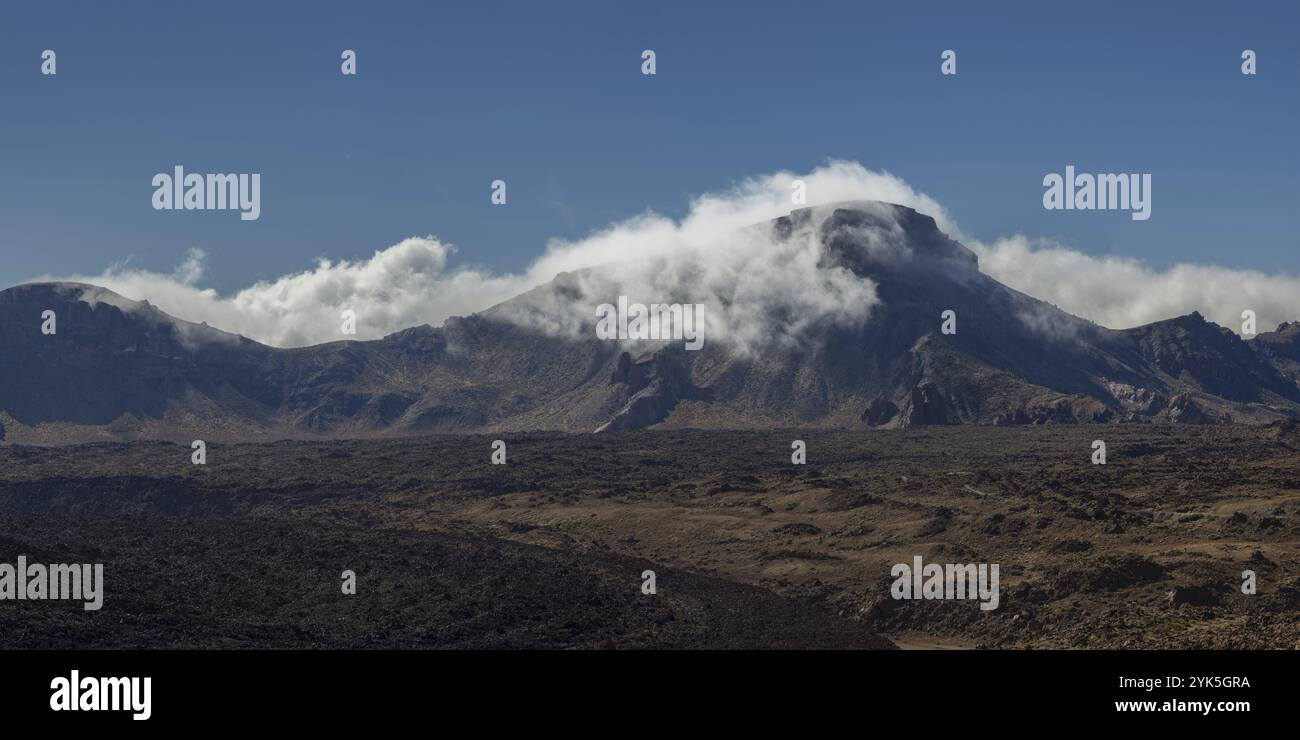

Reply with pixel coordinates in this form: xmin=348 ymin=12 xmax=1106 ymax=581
xmin=3 ymin=201 xmax=1299 ymax=443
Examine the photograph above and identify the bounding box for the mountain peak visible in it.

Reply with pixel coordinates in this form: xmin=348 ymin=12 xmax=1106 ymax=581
xmin=3 ymin=280 xmax=129 ymax=303
xmin=771 ymin=200 xmax=978 ymax=275
xmin=0 ymin=280 xmax=253 ymax=348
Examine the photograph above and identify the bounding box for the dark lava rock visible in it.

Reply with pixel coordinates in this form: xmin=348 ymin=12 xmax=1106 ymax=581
xmin=773 ymin=522 xmax=823 ymax=536
xmin=1168 ymin=585 xmax=1220 ymax=607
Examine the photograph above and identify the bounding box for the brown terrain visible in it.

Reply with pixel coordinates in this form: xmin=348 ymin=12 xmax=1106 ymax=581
xmin=2 ymin=423 xmax=1297 ymax=649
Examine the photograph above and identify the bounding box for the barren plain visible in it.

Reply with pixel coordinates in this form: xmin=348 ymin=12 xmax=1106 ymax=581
xmin=2 ymin=424 xmax=1298 ymax=649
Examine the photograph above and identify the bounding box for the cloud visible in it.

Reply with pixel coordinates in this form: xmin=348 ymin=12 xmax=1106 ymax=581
xmin=970 ymin=235 xmax=1300 ymax=334
xmin=40 ymin=238 xmax=530 ymax=348
xmin=35 ymin=161 xmax=940 ymax=348
xmin=33 ymin=159 xmax=1298 ymax=348
xmin=491 ymin=205 xmax=884 ymax=354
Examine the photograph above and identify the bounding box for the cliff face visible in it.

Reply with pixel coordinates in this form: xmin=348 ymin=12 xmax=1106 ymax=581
xmin=3 ymin=202 xmax=1299 ymax=443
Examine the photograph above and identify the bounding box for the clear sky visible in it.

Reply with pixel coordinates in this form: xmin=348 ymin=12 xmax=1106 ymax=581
xmin=1 ymin=0 xmax=1296 ymax=294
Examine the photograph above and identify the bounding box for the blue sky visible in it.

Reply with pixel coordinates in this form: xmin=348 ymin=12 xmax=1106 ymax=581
xmin=1 ymin=0 xmax=1296 ymax=295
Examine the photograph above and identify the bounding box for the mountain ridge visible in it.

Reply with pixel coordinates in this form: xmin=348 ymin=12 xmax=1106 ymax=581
xmin=3 ymin=201 xmax=1299 ymax=444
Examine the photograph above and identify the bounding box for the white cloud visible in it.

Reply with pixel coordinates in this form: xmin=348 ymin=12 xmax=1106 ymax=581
xmin=33 ymin=159 xmax=1298 ymax=347
xmin=40 ymin=237 xmax=528 ymax=348
xmin=970 ymin=235 xmax=1300 ymax=334
xmin=35 ymin=161 xmax=939 ymax=348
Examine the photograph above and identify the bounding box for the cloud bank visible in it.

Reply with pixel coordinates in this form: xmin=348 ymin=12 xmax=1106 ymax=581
xmin=33 ymin=159 xmax=1300 ymax=347
xmin=971 ymin=236 xmax=1300 ymax=335
xmin=43 ymin=239 xmax=529 ymax=348
xmin=38 ymin=161 xmax=940 ymax=348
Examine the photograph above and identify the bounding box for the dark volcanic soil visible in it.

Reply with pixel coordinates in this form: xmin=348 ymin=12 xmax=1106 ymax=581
xmin=1 ymin=425 xmax=1298 ymax=649
xmin=0 ymin=518 xmax=886 ymax=649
